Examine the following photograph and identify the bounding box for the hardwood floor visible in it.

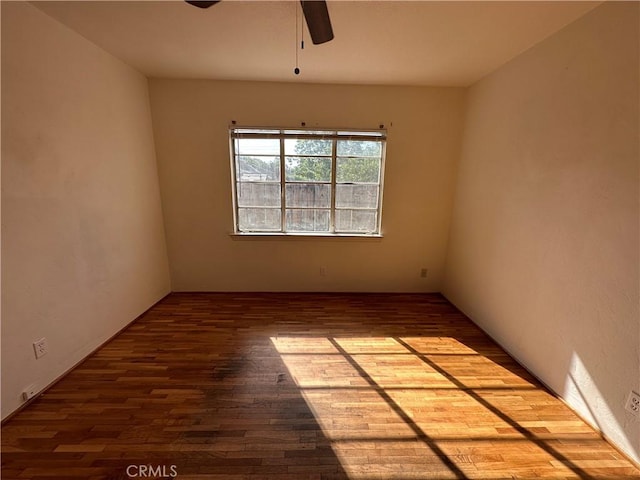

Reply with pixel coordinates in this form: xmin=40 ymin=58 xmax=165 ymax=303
xmin=2 ymin=293 xmax=638 ymax=479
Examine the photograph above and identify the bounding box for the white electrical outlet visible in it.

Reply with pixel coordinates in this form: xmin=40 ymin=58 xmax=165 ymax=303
xmin=420 ymin=268 xmax=428 ymax=278
xmin=320 ymin=267 xmax=327 ymax=277
xmin=625 ymin=391 xmax=640 ymax=417
xmin=22 ymin=384 xmax=37 ymax=401
xmin=33 ymin=337 xmax=48 ymax=359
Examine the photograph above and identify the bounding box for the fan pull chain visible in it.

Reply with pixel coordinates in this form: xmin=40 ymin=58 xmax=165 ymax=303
xmin=301 ymin=9 xmax=305 ymax=51
xmin=294 ymin=2 xmax=300 ymax=75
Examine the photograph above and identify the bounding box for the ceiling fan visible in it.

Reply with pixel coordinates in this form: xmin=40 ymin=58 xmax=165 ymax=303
xmin=185 ymin=1 xmax=334 ymax=45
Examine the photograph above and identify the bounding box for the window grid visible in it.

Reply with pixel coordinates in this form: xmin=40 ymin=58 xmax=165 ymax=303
xmin=330 ymin=138 xmax=337 ymax=232
xmin=231 ymin=128 xmax=386 ymax=235
xmin=279 ymin=136 xmax=286 ymax=233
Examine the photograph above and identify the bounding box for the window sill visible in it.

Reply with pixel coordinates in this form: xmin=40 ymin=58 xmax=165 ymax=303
xmin=229 ymin=232 xmax=383 ymax=240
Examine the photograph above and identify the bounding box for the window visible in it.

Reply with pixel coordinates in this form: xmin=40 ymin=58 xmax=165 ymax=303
xmin=230 ymin=128 xmax=386 ymax=236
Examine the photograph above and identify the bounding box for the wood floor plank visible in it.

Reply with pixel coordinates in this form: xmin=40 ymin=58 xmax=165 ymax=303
xmin=2 ymin=293 xmax=638 ymax=479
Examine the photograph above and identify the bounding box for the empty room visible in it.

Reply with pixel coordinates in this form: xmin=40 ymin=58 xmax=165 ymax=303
xmin=2 ymin=1 xmax=639 ymax=479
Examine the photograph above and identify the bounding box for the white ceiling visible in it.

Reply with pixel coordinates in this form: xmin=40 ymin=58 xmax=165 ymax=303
xmin=33 ymin=0 xmax=601 ymax=87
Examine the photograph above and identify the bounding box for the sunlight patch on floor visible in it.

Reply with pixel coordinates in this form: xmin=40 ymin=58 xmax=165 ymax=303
xmin=270 ymin=335 xmax=620 ymax=479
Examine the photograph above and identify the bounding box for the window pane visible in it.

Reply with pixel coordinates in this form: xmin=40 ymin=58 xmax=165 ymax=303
xmin=285 ymin=138 xmax=332 ymax=156
xmin=231 ymin=128 xmax=385 ymax=236
xmin=337 ymin=140 xmax=381 ymax=157
xmin=336 ymin=209 xmax=377 ymax=233
xmin=285 ymin=157 xmax=331 ymax=182
xmin=236 ymin=138 xmax=280 ymax=155
xmin=236 ymin=156 xmax=280 ymax=182
xmin=336 ymin=157 xmax=381 ymax=183
xmin=336 ymin=184 xmax=378 ymax=209
xmin=285 ymin=209 xmax=330 ymax=232
xmin=238 ymin=208 xmax=281 ymax=231
xmin=286 ymin=184 xmax=331 ymax=208
xmin=237 ymin=183 xmax=281 ymax=207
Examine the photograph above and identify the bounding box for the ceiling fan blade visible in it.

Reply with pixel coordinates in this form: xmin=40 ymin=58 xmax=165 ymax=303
xmin=300 ymin=0 xmax=334 ymax=45
xmin=185 ymin=1 xmax=220 ymax=9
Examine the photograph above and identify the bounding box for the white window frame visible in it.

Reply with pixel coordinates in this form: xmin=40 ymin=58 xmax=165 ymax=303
xmin=229 ymin=127 xmax=386 ymax=237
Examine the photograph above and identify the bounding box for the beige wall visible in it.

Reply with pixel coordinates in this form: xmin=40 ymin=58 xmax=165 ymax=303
xmin=149 ymin=80 xmax=465 ymax=292
xmin=444 ymin=1 xmax=639 ymax=463
xmin=1 ymin=2 xmax=171 ymax=419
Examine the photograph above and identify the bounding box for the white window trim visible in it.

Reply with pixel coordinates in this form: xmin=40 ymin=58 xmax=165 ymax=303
xmin=229 ymin=127 xmax=387 ymax=237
